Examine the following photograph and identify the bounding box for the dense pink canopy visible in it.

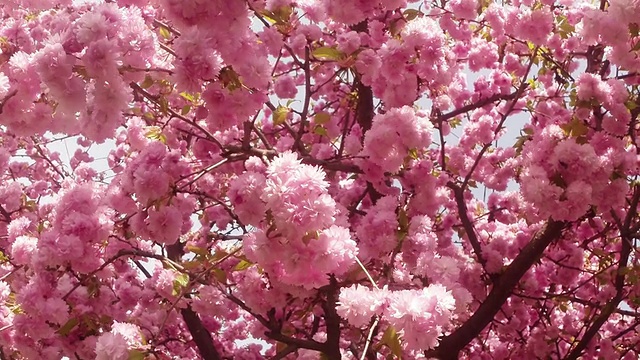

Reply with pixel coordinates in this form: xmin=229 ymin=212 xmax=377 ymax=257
xmin=0 ymin=0 xmax=639 ymax=359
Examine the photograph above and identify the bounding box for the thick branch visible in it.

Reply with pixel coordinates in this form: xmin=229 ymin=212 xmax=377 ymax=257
xmin=271 ymin=345 xmax=298 ymax=360
xmin=562 ymin=244 xmax=630 ymax=360
xmin=426 ymin=219 xmax=566 ymax=359
xmin=437 ymin=91 xmax=518 ymax=123
xmin=322 ymin=277 xmax=342 ymax=360
xmin=295 ymin=45 xmax=312 ymax=153
xmin=166 ymin=243 xmax=222 ymax=360
xmin=0 ymin=205 xmax=11 ymax=223
xmin=265 ymin=331 xmax=325 ymax=353
xmin=563 ymin=187 xmax=639 ymax=359
xmin=0 ymin=90 xmax=17 ymax=115
xmin=180 ymin=306 xmax=222 ymax=360
xmin=447 ymin=182 xmax=490 ymax=277
xmin=355 ymin=78 xmax=375 ymax=134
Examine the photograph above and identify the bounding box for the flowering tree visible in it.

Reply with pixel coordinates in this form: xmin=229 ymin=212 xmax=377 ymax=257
xmin=0 ymin=0 xmax=639 ymax=358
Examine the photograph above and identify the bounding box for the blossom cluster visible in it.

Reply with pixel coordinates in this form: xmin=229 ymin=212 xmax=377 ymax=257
xmin=0 ymin=0 xmax=638 ymax=359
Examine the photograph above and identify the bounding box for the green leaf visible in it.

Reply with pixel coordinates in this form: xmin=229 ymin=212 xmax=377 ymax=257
xmin=313 ymin=125 xmax=328 ymax=136
xmin=273 ymin=6 xmax=293 ymax=24
xmin=259 ymin=10 xmax=278 ymax=24
xmin=273 ymin=105 xmax=289 ymax=125
xmin=549 ymin=172 xmax=567 ymax=188
xmin=128 ymin=349 xmax=146 ymax=360
xmin=477 ymin=0 xmax=491 ymax=14
xmin=286 ymin=99 xmax=297 ymax=107
xmin=301 ymin=231 xmax=319 ymax=245
xmin=403 ymin=9 xmax=422 ymax=21
xmin=175 ymin=273 xmax=189 ymax=287
xmin=172 ymin=273 xmax=189 ymax=296
xmin=140 ymin=75 xmax=154 ymax=89
xmin=211 ymin=269 xmax=227 ymax=284
xmin=23 ymin=199 xmax=37 ymax=212
xmin=379 ymin=326 xmax=403 ymax=359
xmin=158 ymin=97 xmax=169 ymax=115
xmin=57 ymin=318 xmax=79 ymax=336
xmin=407 ymin=148 xmax=419 ymax=160
xmin=179 ymin=92 xmax=195 ymax=102
xmin=145 ymin=126 xmax=167 ymax=144
xmin=314 ymin=112 xmax=331 ymax=125
xmin=259 ymin=6 xmax=292 ymax=25
xmin=513 ymin=136 xmax=528 ymax=155
xmin=145 ymin=126 xmax=161 ymax=138
xmin=630 ymin=23 xmax=640 ymax=37
xmin=626 ymin=100 xmax=638 ymax=111
xmin=557 ymin=15 xmax=575 ymax=39
xmin=186 ymin=245 xmax=209 ymax=257
xmin=560 ymin=117 xmax=589 ymax=138
xmin=181 ymin=105 xmax=191 ymax=115
xmin=159 ymin=26 xmax=171 ymax=40
xmin=234 ymin=259 xmax=253 ymax=271
xmin=311 ymin=46 xmax=344 ymax=61
xmin=210 ymin=250 xmax=229 ymax=262
xmin=219 ymin=66 xmax=242 ymax=90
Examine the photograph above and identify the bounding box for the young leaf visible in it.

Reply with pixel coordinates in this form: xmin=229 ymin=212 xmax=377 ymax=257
xmin=57 ymin=318 xmax=79 ymax=336
xmin=379 ymin=326 xmax=403 ymax=359
xmin=314 ymin=112 xmax=331 ymax=124
xmin=234 ymin=259 xmax=253 ymax=271
xmin=159 ymin=26 xmax=171 ymax=40
xmin=273 ymin=105 xmax=289 ymax=125
xmin=312 ymin=47 xmax=344 ymax=61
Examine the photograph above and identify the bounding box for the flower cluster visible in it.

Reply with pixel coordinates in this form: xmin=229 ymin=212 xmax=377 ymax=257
xmin=337 ymin=283 xmax=457 ymax=351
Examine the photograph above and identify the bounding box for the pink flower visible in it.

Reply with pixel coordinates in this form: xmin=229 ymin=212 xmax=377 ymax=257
xmin=512 ymin=7 xmax=554 ymax=45
xmin=384 ymin=285 xmax=456 ymax=351
xmin=111 ymin=322 xmax=144 ymax=346
xmin=549 ymin=140 xmax=600 ymax=182
xmin=468 ymin=38 xmax=499 ymax=72
xmin=146 ymin=205 xmax=183 ymax=245
xmin=0 ymin=182 xmax=22 ymax=213
xmin=0 ymin=281 xmax=10 ymax=302
xmin=273 ymin=75 xmax=298 ymax=99
xmin=10 ymin=235 xmax=38 ymax=266
xmin=76 ymin=12 xmax=111 ymax=45
xmin=42 ymin=297 xmax=69 ymax=325
xmin=314 ymin=225 xmax=358 ymax=275
xmin=228 ymin=172 xmax=267 ymax=226
xmin=402 ymin=17 xmax=444 ymax=51
xmin=361 ymin=106 xmax=433 ymax=176
xmin=95 ymin=332 xmax=129 ymax=360
xmin=448 ymin=0 xmax=478 ymax=19
xmin=0 ymin=73 xmax=9 ymax=98
xmin=337 ymin=285 xmax=389 ymax=327
xmin=83 ymin=38 xmax=120 ymax=79
xmin=173 ymin=27 xmax=222 ymax=92
xmin=262 ymin=152 xmax=336 ymax=236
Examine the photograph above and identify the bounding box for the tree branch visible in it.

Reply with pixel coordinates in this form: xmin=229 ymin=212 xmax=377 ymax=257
xmin=166 ymin=243 xmax=222 ymax=360
xmin=563 ymin=186 xmax=640 ymax=359
xmin=437 ymin=91 xmax=519 ymax=123
xmin=321 ymin=276 xmax=342 ymax=360
xmin=447 ymin=182 xmax=494 ymax=280
xmin=180 ymin=306 xmax=222 ymax=360
xmin=426 ymin=219 xmax=567 ymax=359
